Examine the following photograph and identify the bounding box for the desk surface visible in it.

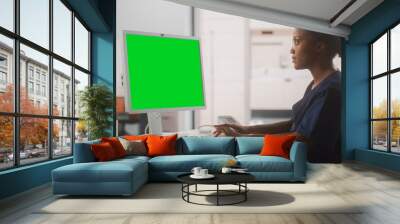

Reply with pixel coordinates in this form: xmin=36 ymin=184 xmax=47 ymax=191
xmin=163 ymin=129 xmax=213 ymax=137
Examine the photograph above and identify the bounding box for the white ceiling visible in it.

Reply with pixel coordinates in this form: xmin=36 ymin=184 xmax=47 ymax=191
xmin=226 ymin=0 xmax=353 ymax=24
xmin=165 ymin=0 xmax=384 ymax=38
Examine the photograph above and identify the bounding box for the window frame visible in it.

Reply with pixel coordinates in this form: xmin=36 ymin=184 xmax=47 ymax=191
xmin=0 ymin=53 xmax=7 ymax=68
xmin=0 ymin=70 xmax=7 ymax=85
xmin=0 ymin=53 xmax=8 ymax=89
xmin=370 ymin=20 xmax=400 ymax=154
xmin=0 ymin=0 xmax=92 ymax=171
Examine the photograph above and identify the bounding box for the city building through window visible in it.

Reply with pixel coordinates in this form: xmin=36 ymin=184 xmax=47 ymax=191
xmin=0 ymin=0 xmax=91 ymax=170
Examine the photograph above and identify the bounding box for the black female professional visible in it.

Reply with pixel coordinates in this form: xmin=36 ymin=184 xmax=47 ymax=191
xmin=213 ymin=29 xmax=342 ymax=163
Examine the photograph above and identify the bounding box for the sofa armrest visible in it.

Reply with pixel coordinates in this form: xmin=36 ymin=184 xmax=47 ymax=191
xmin=289 ymin=141 xmax=307 ymax=181
xmin=73 ymin=140 xmax=100 ymax=163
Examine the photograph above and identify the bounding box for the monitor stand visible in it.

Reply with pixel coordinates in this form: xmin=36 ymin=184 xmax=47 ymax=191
xmin=147 ymin=112 xmax=163 ymax=134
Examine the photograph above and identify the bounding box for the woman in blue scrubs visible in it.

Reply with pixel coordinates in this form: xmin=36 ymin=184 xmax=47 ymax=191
xmin=213 ymin=29 xmax=342 ymax=163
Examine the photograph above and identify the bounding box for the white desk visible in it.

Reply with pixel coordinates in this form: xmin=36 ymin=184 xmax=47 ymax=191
xmin=163 ymin=127 xmax=214 ymax=137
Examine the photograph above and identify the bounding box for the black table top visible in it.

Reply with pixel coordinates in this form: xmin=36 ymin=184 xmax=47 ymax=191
xmin=177 ymin=172 xmax=255 ymax=185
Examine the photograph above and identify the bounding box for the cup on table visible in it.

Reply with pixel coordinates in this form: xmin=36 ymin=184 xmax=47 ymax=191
xmin=200 ymin=168 xmax=208 ymax=176
xmin=221 ymin=167 xmax=232 ymax=174
xmin=191 ymin=167 xmax=202 ymax=176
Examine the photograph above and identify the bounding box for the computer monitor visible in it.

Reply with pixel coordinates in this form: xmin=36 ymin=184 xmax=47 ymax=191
xmin=123 ymin=31 xmax=206 ymax=134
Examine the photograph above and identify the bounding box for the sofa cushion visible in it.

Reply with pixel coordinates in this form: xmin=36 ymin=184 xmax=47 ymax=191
xmin=123 ymin=135 xmax=149 ymax=141
xmin=101 ymin=137 xmax=127 ymax=158
xmin=53 ymin=159 xmax=147 ymax=183
xmin=91 ymin=142 xmax=118 ymax=161
xmin=115 ymin=155 xmax=150 ymax=163
xmin=118 ymin=138 xmax=147 ymax=156
xmin=178 ymin=137 xmax=235 ymax=155
xmin=147 ymin=134 xmax=178 ymax=157
xmin=236 ymin=155 xmax=293 ymax=172
xmin=260 ymin=134 xmax=296 ymax=159
xmin=148 ymin=154 xmax=235 ymax=172
xmin=235 ymin=137 xmax=263 ymax=155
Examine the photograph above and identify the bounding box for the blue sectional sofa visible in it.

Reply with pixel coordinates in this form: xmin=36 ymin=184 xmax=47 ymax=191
xmin=52 ymin=136 xmax=307 ymax=196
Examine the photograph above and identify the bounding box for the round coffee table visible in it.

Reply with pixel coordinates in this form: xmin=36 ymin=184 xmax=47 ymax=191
xmin=177 ymin=173 xmax=255 ymax=206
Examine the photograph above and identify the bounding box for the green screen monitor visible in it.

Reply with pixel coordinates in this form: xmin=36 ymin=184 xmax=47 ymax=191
xmin=124 ymin=31 xmax=206 ymax=114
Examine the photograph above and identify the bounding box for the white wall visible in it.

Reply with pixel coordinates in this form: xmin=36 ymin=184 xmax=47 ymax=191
xmin=249 ymin=22 xmax=311 ymax=110
xmin=197 ymin=10 xmax=250 ymax=125
xmin=116 ymin=0 xmax=194 ymax=132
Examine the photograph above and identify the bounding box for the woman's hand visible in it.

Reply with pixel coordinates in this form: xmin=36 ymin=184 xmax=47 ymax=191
xmin=212 ymin=124 xmax=245 ymax=137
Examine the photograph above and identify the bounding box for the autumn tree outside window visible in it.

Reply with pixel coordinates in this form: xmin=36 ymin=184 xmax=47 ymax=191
xmin=0 ymin=0 xmax=91 ymax=170
xmin=370 ymin=23 xmax=400 ymax=154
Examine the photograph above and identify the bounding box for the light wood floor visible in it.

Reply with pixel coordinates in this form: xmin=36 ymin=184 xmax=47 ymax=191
xmin=1 ymin=162 xmax=400 ymax=224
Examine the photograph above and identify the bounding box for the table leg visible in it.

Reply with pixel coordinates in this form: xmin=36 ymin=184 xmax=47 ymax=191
xmin=245 ymin=183 xmax=247 ymax=201
xmin=217 ymin=184 xmax=219 ymax=206
xmin=195 ymin=184 xmax=198 ymax=192
xmin=187 ymin=184 xmax=190 ymax=202
xmin=181 ymin=184 xmax=183 ymax=199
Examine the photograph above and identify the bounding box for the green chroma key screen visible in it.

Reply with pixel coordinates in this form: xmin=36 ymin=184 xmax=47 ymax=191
xmin=125 ymin=33 xmax=205 ymax=111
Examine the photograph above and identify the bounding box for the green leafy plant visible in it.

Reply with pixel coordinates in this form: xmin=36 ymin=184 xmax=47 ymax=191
xmin=79 ymin=84 xmax=113 ymax=140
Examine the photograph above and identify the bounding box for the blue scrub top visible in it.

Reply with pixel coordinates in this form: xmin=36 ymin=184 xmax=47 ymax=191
xmin=290 ymin=71 xmax=341 ymax=163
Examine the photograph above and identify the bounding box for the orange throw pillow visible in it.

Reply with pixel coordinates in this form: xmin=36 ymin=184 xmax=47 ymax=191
xmin=101 ymin=137 xmax=127 ymax=158
xmin=123 ymin=135 xmax=149 ymax=141
xmin=259 ymin=134 xmax=297 ymax=159
xmin=91 ymin=142 xmax=117 ymax=161
xmin=146 ymin=134 xmax=178 ymax=157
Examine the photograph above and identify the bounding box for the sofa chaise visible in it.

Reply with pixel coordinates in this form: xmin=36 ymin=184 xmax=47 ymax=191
xmin=52 ymin=136 xmax=307 ymax=196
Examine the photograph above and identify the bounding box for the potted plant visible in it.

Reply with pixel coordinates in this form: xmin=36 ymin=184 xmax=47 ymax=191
xmin=79 ymin=84 xmax=113 ymax=140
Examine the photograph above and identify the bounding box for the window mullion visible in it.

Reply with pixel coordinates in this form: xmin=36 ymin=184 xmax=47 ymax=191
xmin=71 ymin=10 xmax=76 ymax=154
xmin=370 ymin=45 xmax=373 ymax=149
xmin=388 ymin=30 xmax=391 ymax=153
xmin=48 ymin=0 xmax=54 ymax=160
xmin=88 ymin=31 xmax=91 ymax=75
xmin=13 ymin=0 xmax=20 ymax=167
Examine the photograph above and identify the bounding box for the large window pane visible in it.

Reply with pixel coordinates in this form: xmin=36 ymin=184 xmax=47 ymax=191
xmin=372 ymin=33 xmax=387 ymax=76
xmin=53 ymin=59 xmax=72 ymax=117
xmin=372 ymin=121 xmax=388 ymax=151
xmin=0 ymin=0 xmax=92 ymax=168
xmin=391 ymin=120 xmax=400 ymax=153
xmin=391 ymin=24 xmax=400 ymax=70
xmin=0 ymin=116 xmax=13 ymax=170
xmin=20 ymin=44 xmax=49 ymax=115
xmin=372 ymin=77 xmax=387 ymax=119
xmin=391 ymin=72 xmax=400 ymax=117
xmin=0 ymin=0 xmax=14 ymax=31
xmin=20 ymin=117 xmax=49 ymax=165
xmin=20 ymin=0 xmax=49 ymax=49
xmin=0 ymin=34 xmax=14 ymax=112
xmin=53 ymin=0 xmax=72 ymax=60
xmin=53 ymin=119 xmax=72 ymax=158
xmin=74 ymin=18 xmax=89 ymax=70
xmin=74 ymin=69 xmax=89 ymax=118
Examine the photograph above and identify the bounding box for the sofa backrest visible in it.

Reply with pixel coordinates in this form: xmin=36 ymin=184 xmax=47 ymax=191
xmin=177 ymin=136 xmax=236 ymax=155
xmin=74 ymin=136 xmax=267 ymax=162
xmin=235 ymin=137 xmax=263 ymax=155
xmin=73 ymin=139 xmax=100 ymax=163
